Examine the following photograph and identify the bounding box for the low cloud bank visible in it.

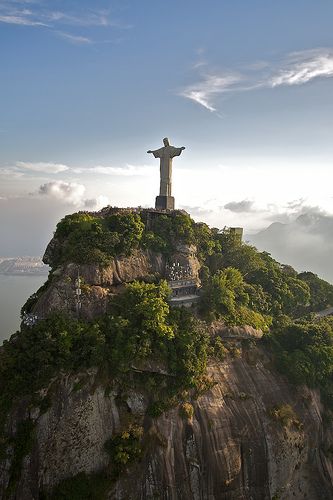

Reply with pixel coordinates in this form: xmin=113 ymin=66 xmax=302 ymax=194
xmin=248 ymin=209 xmax=333 ymax=284
xmin=38 ymin=180 xmax=109 ymax=210
xmin=0 ymin=181 xmax=110 ymax=256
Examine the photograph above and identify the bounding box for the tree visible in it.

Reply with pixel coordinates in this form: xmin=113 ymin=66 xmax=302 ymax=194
xmin=201 ymin=267 xmax=247 ymax=318
xmin=104 ymin=281 xmax=173 ymax=367
xmin=273 ymin=318 xmax=333 ymax=386
xmin=298 ymin=271 xmax=333 ymax=311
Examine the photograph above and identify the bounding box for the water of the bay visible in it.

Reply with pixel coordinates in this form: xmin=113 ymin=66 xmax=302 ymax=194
xmin=0 ymin=274 xmax=47 ymax=344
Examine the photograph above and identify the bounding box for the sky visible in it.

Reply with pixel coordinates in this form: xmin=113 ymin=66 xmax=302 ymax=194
xmin=1 ymin=0 xmax=333 ymax=275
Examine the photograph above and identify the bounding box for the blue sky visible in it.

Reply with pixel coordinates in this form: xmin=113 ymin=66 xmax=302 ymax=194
xmin=1 ymin=0 xmax=333 ymax=255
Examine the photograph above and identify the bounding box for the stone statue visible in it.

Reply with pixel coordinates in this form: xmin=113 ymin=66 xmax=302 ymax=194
xmin=147 ymin=137 xmax=185 ymax=210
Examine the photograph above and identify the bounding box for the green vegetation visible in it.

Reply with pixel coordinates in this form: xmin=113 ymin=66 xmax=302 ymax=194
xmin=179 ymin=402 xmax=194 ymax=419
xmin=269 ymin=317 xmax=333 ymax=390
xmin=51 ymin=210 xmax=223 ymax=265
xmin=269 ymin=404 xmax=301 ymax=428
xmin=199 ymin=228 xmax=333 ymax=405
xmin=298 ymin=271 xmax=333 ymax=312
xmin=102 ymin=280 xmax=173 ymax=371
xmin=141 ymin=212 xmax=222 ymax=259
xmin=200 ymin=267 xmax=272 ymax=330
xmin=52 ymin=212 xmax=144 ymax=266
xmin=104 ymin=425 xmax=143 ymax=477
xmin=142 ymin=212 xmax=194 ymax=255
xmin=3 ymin=211 xmax=333 ymax=422
xmin=202 ymin=232 xmax=313 ymax=319
xmin=0 ymin=281 xmax=209 ymax=455
xmin=212 ymin=337 xmax=228 ymax=361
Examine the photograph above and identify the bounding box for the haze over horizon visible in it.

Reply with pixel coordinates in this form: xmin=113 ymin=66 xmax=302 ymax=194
xmin=1 ymin=0 xmax=333 ymax=280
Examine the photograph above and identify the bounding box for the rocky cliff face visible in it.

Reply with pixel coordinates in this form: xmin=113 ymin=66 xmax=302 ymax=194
xmin=34 ymin=242 xmax=200 ymax=320
xmin=1 ymin=342 xmax=333 ymax=500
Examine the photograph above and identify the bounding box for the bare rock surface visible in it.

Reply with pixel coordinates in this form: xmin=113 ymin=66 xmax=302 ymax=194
xmin=34 ymin=246 xmax=200 ymax=320
xmin=2 ymin=348 xmax=333 ymax=499
xmin=210 ymin=320 xmax=264 ymax=340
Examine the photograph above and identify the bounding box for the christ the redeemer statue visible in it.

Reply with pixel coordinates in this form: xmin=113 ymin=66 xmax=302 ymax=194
xmin=147 ymin=137 xmax=185 ymax=210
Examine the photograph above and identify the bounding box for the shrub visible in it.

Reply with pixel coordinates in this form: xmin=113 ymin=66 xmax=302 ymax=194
xmin=269 ymin=404 xmax=301 ymax=428
xmin=212 ymin=337 xmax=228 ymax=361
xmin=104 ymin=425 xmax=143 ymax=477
xmin=179 ymin=402 xmax=194 ymax=420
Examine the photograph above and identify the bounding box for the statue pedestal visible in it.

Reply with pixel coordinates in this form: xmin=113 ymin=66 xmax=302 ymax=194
xmin=155 ymin=196 xmax=175 ymax=210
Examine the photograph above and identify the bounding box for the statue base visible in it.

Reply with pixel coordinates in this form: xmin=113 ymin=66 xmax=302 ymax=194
xmin=155 ymin=195 xmax=175 ymax=210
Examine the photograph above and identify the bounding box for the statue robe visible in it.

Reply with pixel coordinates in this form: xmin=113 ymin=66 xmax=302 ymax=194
xmin=151 ymin=145 xmax=183 ymax=197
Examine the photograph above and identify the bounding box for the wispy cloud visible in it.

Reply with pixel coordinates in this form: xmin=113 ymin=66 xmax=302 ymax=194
xmin=180 ymin=48 xmax=333 ymax=112
xmin=0 ymin=13 xmax=47 ymax=26
xmin=56 ymin=31 xmax=92 ymax=45
xmin=16 ymin=161 xmax=69 ymax=173
xmin=2 ymin=161 xmax=154 ymax=178
xmin=269 ymin=49 xmax=333 ymax=87
xmin=0 ymin=1 xmax=130 ymax=43
xmin=46 ymin=10 xmax=109 ymax=27
xmin=0 ymin=167 xmax=24 ymax=178
xmin=180 ymin=74 xmax=240 ymax=112
xmin=74 ymin=164 xmax=154 ymax=176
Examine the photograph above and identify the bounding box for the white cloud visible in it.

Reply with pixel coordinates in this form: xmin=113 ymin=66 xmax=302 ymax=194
xmin=74 ymin=164 xmax=154 ymax=176
xmin=2 ymin=160 xmax=154 ymax=179
xmin=180 ymin=48 xmax=333 ymax=112
xmin=224 ymin=200 xmax=256 ymax=213
xmin=270 ymin=49 xmax=333 ymax=87
xmin=38 ymin=181 xmax=86 ymax=206
xmin=0 ymin=3 xmax=129 ymax=44
xmin=0 ymin=14 xmax=47 ymax=26
xmin=180 ymin=74 xmax=240 ymax=112
xmin=249 ymin=206 xmax=333 ymax=283
xmin=16 ymin=161 xmax=69 ymax=174
xmin=45 ymin=10 xmax=118 ymax=28
xmin=56 ymin=31 xmax=92 ymax=45
xmin=37 ymin=180 xmax=110 ymax=210
xmin=84 ymin=195 xmax=110 ymax=210
xmin=0 ymin=167 xmax=24 ymax=178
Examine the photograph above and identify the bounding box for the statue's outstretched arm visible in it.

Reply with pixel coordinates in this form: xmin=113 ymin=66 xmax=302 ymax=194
xmin=147 ymin=147 xmax=163 ymax=158
xmin=170 ymin=146 xmax=186 ymax=158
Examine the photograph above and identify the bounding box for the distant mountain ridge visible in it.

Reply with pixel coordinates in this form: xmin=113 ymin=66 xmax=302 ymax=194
xmin=248 ymin=212 xmax=333 ymax=284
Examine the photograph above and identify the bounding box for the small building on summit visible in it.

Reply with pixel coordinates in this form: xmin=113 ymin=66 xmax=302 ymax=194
xmin=229 ymin=227 xmax=243 ymax=242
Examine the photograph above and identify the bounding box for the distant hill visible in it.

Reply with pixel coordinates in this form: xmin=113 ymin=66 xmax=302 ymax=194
xmin=248 ymin=212 xmax=333 ymax=284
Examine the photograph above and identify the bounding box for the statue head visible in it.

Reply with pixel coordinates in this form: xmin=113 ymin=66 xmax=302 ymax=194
xmin=163 ymin=137 xmax=170 ymax=147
